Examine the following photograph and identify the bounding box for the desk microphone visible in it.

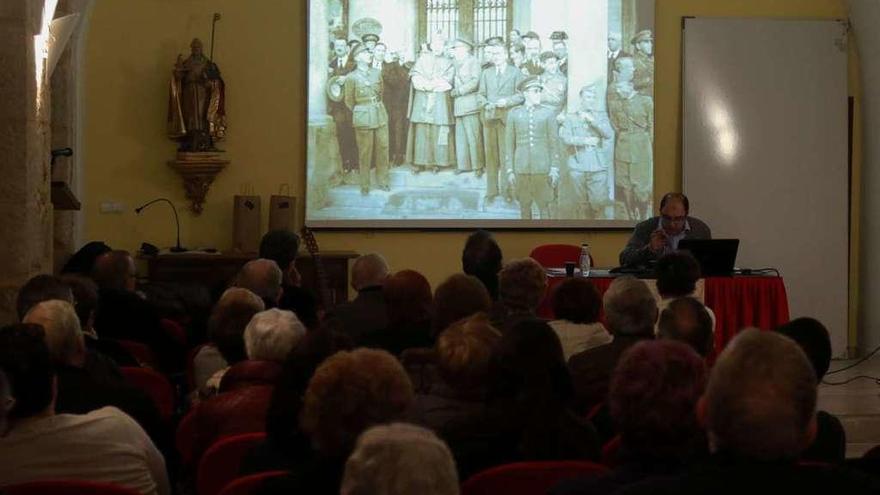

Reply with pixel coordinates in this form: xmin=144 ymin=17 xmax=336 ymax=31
xmin=134 ymin=198 xmax=186 ymax=253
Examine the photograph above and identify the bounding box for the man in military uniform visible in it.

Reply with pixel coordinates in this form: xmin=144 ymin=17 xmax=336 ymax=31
xmin=505 ymin=77 xmax=561 ymax=220
xmin=478 ymin=40 xmax=525 ymax=202
xmin=362 ymin=33 xmax=380 ymax=52
xmin=451 ymin=38 xmax=484 ymax=176
xmin=631 ymin=30 xmax=654 ymax=97
xmin=328 ymin=38 xmax=358 ymax=177
xmin=344 ymin=44 xmax=390 ymax=195
xmin=608 ymin=57 xmax=653 ymax=220
xmin=559 ymin=83 xmax=614 ymax=219
xmin=538 ymin=51 xmax=567 ymax=114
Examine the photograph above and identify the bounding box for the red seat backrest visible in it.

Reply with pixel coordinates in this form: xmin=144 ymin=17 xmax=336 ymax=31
xmin=601 ymin=435 xmax=622 ymax=468
xmin=192 ymin=385 xmax=273 ymax=465
xmin=197 ymin=432 xmax=268 ymax=495
xmin=529 ymin=244 xmax=589 ymax=268
xmin=1 ymin=479 xmax=141 ymax=495
xmin=114 ymin=340 xmax=157 ymax=368
xmin=160 ymin=318 xmax=187 ymax=348
xmin=119 ymin=366 xmax=175 ymax=421
xmin=461 ymin=460 xmax=609 ymax=495
xmin=216 ymin=471 xmax=288 ymax=495
xmin=176 ymin=408 xmax=198 ymax=468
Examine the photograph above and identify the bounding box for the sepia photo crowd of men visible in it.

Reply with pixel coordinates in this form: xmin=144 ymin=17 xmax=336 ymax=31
xmin=325 ymin=28 xmax=655 ymax=220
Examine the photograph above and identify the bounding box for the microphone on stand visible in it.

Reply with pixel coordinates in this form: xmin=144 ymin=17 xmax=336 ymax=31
xmin=134 ymin=198 xmax=186 ymax=253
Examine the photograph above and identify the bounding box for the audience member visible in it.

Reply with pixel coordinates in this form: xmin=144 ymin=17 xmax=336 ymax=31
xmin=244 ymin=308 xmax=307 ymax=363
xmin=410 ymin=314 xmax=501 ymax=433
xmin=324 ymin=253 xmax=390 ymax=343
xmin=341 ymin=423 xmax=459 ymax=495
xmin=432 ymin=273 xmax=492 ymax=336
xmin=258 ymin=349 xmax=414 ymax=495
xmin=235 ymin=258 xmax=284 ymax=308
xmin=568 ymin=276 xmax=656 ymax=413
xmin=445 ymin=318 xmax=600 ymax=480
xmin=259 ymin=230 xmax=319 ymax=327
xmin=775 ymin=317 xmax=846 ymax=463
xmin=549 ymin=278 xmax=612 ymax=360
xmin=15 ymin=274 xmax=73 ymax=321
xmin=657 ymin=297 xmax=714 ymax=358
xmin=61 ymin=274 xmax=138 ymax=366
xmin=60 ymin=241 xmax=112 ymax=276
xmin=194 ymin=287 xmax=265 ymax=394
xmin=462 ymin=230 xmax=503 ymax=300
xmin=620 ymin=330 xmax=880 ymax=494
xmin=654 ymin=251 xmax=716 ymax=332
xmin=0 ymin=324 xmax=170 ymax=495
xmin=553 ymin=340 xmax=707 ymax=495
xmin=92 ymin=250 xmax=181 ymax=371
xmin=489 ymin=257 xmax=547 ymax=332
xmin=362 ymin=269 xmax=434 ymax=355
xmin=22 ymin=300 xmax=165 ymax=449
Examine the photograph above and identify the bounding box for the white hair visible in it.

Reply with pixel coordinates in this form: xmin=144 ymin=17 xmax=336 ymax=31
xmin=603 ymin=276 xmax=657 ymax=336
xmin=23 ymin=299 xmax=84 ymax=365
xmin=243 ymin=308 xmax=306 ymax=362
xmin=341 ymin=423 xmax=459 ymax=495
xmin=351 ymin=253 xmax=390 ymax=291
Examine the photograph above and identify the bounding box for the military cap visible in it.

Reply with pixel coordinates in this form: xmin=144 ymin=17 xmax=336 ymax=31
xmin=517 ymin=75 xmax=542 ymax=92
xmin=362 ymin=33 xmax=380 ymax=43
xmin=539 ymin=50 xmax=559 ymax=62
xmin=348 ymin=39 xmax=362 ymax=48
xmin=453 ymin=37 xmax=474 ymax=49
xmin=522 ymin=31 xmax=540 ymax=40
xmin=631 ymin=29 xmax=654 ymax=44
xmin=351 ymin=43 xmax=370 ymax=59
xmin=484 ymin=36 xmax=504 ymax=47
xmin=549 ymin=31 xmax=568 ymax=41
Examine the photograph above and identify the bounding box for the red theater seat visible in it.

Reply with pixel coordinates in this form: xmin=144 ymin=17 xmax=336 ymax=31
xmin=461 ymin=461 xmax=609 ymax=495
xmin=197 ymin=433 xmax=268 ymax=495
xmin=1 ymin=479 xmax=141 ymax=495
xmin=530 ymin=244 xmax=594 ymax=268
xmin=216 ymin=471 xmax=288 ymax=495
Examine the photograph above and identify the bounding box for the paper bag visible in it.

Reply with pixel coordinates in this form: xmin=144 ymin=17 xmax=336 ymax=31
xmin=268 ymin=184 xmax=296 ymax=232
xmin=233 ymin=189 xmax=261 ymax=253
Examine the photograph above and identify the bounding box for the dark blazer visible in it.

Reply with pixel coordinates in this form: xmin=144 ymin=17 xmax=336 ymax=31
xmin=568 ymin=335 xmax=651 ymax=413
xmin=477 ymin=64 xmax=525 ymax=123
xmin=323 ymin=286 xmax=387 ymax=344
xmin=619 ymin=216 xmax=712 ymax=267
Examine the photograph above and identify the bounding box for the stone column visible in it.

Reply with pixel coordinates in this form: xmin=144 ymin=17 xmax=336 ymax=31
xmin=0 ymin=0 xmax=55 ymax=324
xmin=307 ymin=0 xmax=339 ymax=213
xmin=565 ymin=0 xmax=608 ymax=111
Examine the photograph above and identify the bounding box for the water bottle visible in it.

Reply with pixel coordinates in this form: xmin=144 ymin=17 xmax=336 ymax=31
xmin=579 ymin=243 xmax=591 ymax=277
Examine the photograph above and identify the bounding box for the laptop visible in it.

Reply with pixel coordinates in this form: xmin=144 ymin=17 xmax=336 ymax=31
xmin=677 ymin=239 xmax=740 ymax=276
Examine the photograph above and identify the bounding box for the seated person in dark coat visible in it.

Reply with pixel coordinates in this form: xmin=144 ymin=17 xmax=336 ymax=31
xmin=488 ymin=257 xmax=547 ymax=333
xmin=618 ymin=330 xmax=880 ymax=495
xmin=657 ymin=297 xmax=714 ymax=359
xmin=462 ymin=230 xmax=503 ymax=301
xmin=619 ymin=192 xmax=711 ymax=267
xmin=432 ymin=273 xmax=493 ymax=337
xmin=553 ymin=340 xmax=708 ymax=495
xmin=362 ymin=270 xmax=434 ymax=356
xmin=568 ymin=276 xmax=657 ymax=414
xmin=233 ymin=258 xmax=284 ymax=309
xmin=409 ymin=313 xmax=501 ymax=433
xmin=323 ymin=253 xmax=390 ymax=344
xmin=91 ymin=250 xmax=183 ymax=372
xmin=259 ymin=230 xmax=319 ymax=328
xmin=775 ymin=317 xmax=846 ymax=463
xmin=443 ymin=319 xmax=600 ymax=481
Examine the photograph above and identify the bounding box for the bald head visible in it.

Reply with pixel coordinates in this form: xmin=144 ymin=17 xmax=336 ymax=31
xmin=92 ymin=250 xmax=136 ymax=291
xmin=23 ymin=300 xmax=86 ymax=367
xmin=351 ymin=254 xmax=390 ymax=291
xmin=235 ymin=259 xmax=283 ymax=305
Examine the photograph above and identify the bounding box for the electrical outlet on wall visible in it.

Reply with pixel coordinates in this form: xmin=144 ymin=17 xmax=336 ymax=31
xmin=99 ymin=201 xmax=125 ymax=213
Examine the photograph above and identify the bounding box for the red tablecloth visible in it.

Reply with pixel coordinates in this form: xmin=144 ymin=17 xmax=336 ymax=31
xmin=539 ymin=275 xmax=790 ymax=354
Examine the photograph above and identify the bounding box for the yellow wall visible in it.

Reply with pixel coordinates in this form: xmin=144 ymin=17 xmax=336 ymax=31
xmin=83 ymin=0 xmax=854 ymax=293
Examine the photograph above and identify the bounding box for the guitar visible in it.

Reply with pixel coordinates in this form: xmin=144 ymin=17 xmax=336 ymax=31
xmin=300 ymin=226 xmax=334 ymax=311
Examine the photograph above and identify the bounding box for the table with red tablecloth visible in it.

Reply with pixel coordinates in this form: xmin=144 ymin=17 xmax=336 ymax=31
xmin=538 ymin=275 xmax=790 ymax=354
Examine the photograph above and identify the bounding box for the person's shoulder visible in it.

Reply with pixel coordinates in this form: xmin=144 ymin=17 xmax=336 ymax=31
xmin=687 ymin=216 xmax=711 ymax=234
xmin=635 ymin=216 xmax=659 ymax=231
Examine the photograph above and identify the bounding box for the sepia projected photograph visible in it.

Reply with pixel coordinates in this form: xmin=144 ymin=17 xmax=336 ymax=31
xmin=305 ymin=0 xmax=655 ymax=228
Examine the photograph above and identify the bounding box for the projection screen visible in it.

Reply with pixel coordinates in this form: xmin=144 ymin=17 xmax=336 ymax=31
xmin=306 ymin=0 xmax=655 ymax=229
